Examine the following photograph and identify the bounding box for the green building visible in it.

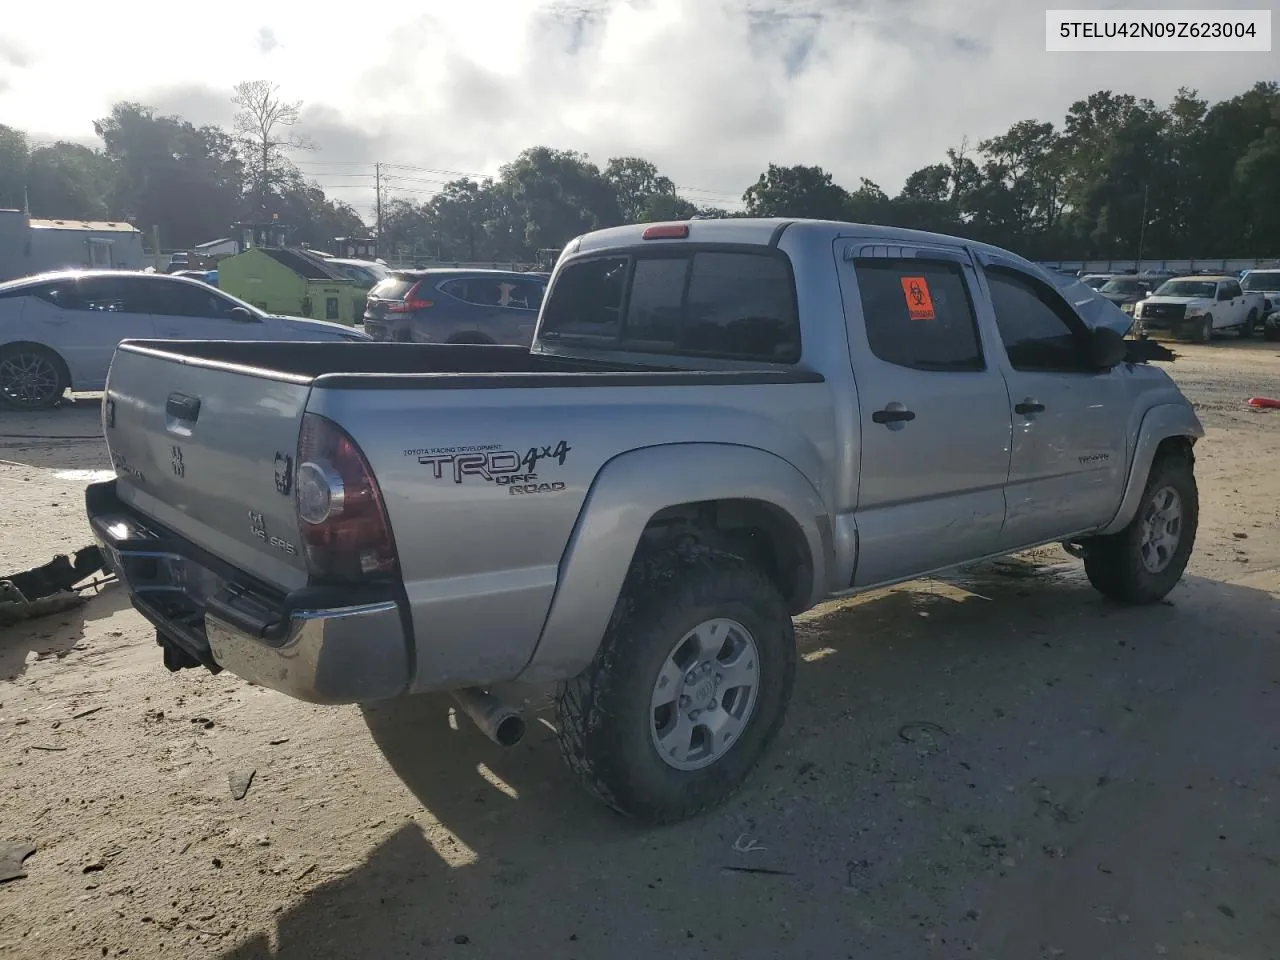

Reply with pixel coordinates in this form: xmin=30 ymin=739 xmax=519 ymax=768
xmin=217 ymin=221 xmax=359 ymax=324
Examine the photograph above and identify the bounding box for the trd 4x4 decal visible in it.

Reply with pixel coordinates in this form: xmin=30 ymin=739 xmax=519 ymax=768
xmin=416 ymin=440 xmax=572 ymax=496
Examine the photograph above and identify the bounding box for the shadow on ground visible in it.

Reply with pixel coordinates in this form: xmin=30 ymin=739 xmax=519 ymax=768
xmin=0 ymin=397 xmax=109 ymax=471
xmin=0 ymin=582 xmax=130 ymax=680
xmin=220 ymin=562 xmax=1280 ymax=959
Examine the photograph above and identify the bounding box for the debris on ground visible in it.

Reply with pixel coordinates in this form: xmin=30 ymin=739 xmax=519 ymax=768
xmin=0 ymin=545 xmax=109 ymax=626
xmin=229 ymin=769 xmax=256 ymax=800
xmin=0 ymin=842 xmax=36 ymax=883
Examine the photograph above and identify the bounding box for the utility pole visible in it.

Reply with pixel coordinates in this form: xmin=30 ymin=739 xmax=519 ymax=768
xmin=375 ymin=162 xmax=383 ymax=240
xmin=1136 ymin=183 xmax=1150 ymax=269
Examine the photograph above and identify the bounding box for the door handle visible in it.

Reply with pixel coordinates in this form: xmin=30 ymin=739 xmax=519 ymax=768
xmin=871 ymin=407 xmax=916 ymax=424
xmin=1014 ymin=400 xmax=1045 ymax=415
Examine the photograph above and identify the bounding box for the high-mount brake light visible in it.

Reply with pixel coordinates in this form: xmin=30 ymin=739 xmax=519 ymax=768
xmin=295 ymin=413 xmax=399 ymax=582
xmin=642 ymin=223 xmax=690 ymax=240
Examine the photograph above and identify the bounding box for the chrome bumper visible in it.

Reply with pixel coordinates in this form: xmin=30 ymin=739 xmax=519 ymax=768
xmin=87 ymin=479 xmax=411 ymax=705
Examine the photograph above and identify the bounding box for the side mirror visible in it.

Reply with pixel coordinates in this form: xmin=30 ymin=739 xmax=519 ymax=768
xmin=229 ymin=306 xmax=255 ymax=322
xmin=1089 ymin=326 xmax=1128 ymax=369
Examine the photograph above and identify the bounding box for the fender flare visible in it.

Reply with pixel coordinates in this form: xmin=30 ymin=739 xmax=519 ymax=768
xmin=516 ymin=443 xmax=832 ymax=684
xmin=1095 ymin=403 xmax=1204 ymax=536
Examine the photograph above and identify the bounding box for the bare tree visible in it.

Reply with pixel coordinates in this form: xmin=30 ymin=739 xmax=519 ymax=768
xmin=231 ymin=80 xmax=314 ymax=215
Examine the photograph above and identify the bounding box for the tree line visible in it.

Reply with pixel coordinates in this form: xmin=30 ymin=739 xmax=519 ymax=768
xmin=1 ymin=80 xmax=1276 ymax=262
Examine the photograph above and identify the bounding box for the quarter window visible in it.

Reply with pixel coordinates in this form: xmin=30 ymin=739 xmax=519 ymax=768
xmin=985 ymin=267 xmax=1089 ymax=372
xmin=853 ymin=259 xmax=984 ymax=371
xmin=540 ymin=256 xmax=629 ymax=339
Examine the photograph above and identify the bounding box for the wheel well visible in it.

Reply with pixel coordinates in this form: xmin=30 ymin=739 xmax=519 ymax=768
xmin=631 ymin=499 xmax=814 ymax=613
xmin=0 ymin=340 xmax=70 ymax=383
xmin=1153 ymin=434 xmax=1195 ymax=467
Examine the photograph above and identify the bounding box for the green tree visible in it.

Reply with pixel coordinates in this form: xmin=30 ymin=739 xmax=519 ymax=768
xmin=95 ymin=102 xmax=246 ymax=247
xmin=498 ymin=147 xmax=622 ymax=252
xmin=742 ymin=163 xmax=848 ymax=219
xmin=25 ymin=143 xmax=112 ymax=220
xmin=0 ymin=125 xmax=29 ymax=210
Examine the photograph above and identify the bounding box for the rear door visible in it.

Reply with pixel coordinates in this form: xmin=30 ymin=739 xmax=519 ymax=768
xmin=1216 ymin=279 xmax=1244 ymax=329
xmin=973 ymin=256 xmax=1129 ymax=548
xmin=105 ymin=347 xmax=313 ymax=591
xmin=836 ymin=242 xmax=1013 ymax=586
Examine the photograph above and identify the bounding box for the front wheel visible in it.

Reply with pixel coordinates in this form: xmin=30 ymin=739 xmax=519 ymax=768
xmin=555 ymin=545 xmax=796 ymax=824
xmin=0 ymin=344 xmax=69 ymax=410
xmin=1197 ymin=316 xmax=1214 ymax=343
xmin=1082 ymin=452 xmax=1198 ymax=603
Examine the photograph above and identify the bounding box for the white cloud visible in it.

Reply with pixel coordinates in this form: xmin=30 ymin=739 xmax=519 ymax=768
xmin=0 ymin=0 xmax=1272 ymax=219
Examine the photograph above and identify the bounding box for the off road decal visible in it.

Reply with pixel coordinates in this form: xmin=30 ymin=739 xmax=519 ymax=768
xmin=900 ymin=276 xmax=936 ymax=320
xmin=416 ymin=440 xmax=572 ymax=496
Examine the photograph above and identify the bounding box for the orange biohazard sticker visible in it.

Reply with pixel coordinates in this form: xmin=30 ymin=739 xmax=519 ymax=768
xmin=900 ymin=276 xmax=936 ymax=320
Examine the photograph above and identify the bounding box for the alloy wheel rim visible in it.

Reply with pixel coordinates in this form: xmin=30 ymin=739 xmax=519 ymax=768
xmin=649 ymin=617 xmax=761 ymax=772
xmin=1139 ymin=485 xmax=1183 ymax=573
xmin=0 ymin=353 xmax=59 ymax=407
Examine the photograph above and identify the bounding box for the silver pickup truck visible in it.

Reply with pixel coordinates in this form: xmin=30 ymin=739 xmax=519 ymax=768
xmin=86 ymin=218 xmax=1203 ymax=824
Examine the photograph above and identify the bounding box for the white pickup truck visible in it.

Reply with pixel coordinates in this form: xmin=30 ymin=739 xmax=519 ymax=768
xmin=1133 ymin=274 xmax=1265 ymax=341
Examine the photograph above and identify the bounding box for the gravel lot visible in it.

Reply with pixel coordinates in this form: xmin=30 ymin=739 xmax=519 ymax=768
xmin=2 ymin=340 xmax=1278 ymax=960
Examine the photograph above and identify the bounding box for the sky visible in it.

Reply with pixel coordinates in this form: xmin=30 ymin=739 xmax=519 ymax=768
xmin=0 ymin=0 xmax=1273 ymax=220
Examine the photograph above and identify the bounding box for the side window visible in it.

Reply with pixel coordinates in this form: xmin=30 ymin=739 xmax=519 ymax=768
xmin=6 ymin=281 xmax=83 ymax=309
xmin=75 ymin=276 xmax=137 ymax=314
xmin=985 ymin=267 xmax=1089 ymax=372
xmin=149 ymin=280 xmax=231 ymax=319
xmin=681 ymin=252 xmax=799 ymax=361
xmin=1222 ymin=281 xmax=1242 ymax=299
xmin=497 ymin=279 xmax=544 ymax=311
xmin=540 ymin=256 xmax=627 ymax=339
xmin=623 ymin=257 xmax=688 ymax=345
xmin=854 ymin=259 xmax=983 ymax=371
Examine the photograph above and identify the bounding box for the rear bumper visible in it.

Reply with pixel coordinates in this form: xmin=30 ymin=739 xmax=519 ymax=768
xmin=86 ymin=480 xmax=411 ymax=705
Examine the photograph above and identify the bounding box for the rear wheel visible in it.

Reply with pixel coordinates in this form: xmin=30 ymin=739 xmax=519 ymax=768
xmin=555 ymin=545 xmax=795 ymax=824
xmin=1240 ymin=310 xmax=1257 ymax=338
xmin=1082 ymin=451 xmax=1198 ymax=604
xmin=0 ymin=344 xmax=69 ymax=411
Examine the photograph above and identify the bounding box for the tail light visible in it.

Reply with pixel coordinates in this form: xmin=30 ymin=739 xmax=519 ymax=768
xmin=295 ymin=413 xmax=399 ymax=582
xmin=385 ymin=281 xmax=434 ymax=313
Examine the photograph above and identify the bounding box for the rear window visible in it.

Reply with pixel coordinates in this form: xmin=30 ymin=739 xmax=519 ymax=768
xmin=369 ymin=276 xmax=419 ymax=300
xmin=1242 ymin=271 xmax=1280 ymax=290
xmin=540 ymin=249 xmax=800 ymax=362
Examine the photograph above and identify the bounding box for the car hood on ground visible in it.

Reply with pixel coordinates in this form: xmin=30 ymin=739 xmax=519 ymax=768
xmin=1048 ymin=273 xmax=1134 ymax=336
xmin=275 ymin=315 xmax=371 ymax=340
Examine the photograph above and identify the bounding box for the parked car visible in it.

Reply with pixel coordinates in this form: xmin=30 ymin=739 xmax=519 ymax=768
xmin=87 ymin=217 xmax=1203 ymax=825
xmin=1133 ymin=275 xmax=1266 ymax=341
xmin=363 ymin=268 xmax=548 ymax=345
xmin=0 ymin=270 xmax=370 ymax=409
xmin=1096 ymin=276 xmax=1153 ymax=315
xmin=1240 ymin=269 xmax=1280 ymax=341
xmin=1079 ymin=273 xmax=1115 ymax=290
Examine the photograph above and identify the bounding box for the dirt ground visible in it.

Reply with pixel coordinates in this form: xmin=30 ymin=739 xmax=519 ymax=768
xmin=1 ymin=340 xmax=1278 ymax=960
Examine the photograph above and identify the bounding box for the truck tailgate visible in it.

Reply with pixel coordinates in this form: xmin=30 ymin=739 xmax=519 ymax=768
xmin=104 ymin=345 xmax=312 ymax=592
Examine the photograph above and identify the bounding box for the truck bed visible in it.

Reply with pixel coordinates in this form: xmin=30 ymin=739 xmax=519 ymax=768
xmin=117 ymin=340 xmax=825 ymax=389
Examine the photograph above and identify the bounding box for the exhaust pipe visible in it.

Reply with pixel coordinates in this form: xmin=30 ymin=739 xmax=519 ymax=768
xmin=450 ymin=687 xmax=526 ymax=747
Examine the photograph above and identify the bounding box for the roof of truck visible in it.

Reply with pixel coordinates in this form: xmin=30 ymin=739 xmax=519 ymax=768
xmin=570 ymin=217 xmax=1048 ymax=275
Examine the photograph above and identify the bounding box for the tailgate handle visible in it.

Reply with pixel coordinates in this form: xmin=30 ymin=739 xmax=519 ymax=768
xmin=166 ymin=393 xmax=201 ymax=423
